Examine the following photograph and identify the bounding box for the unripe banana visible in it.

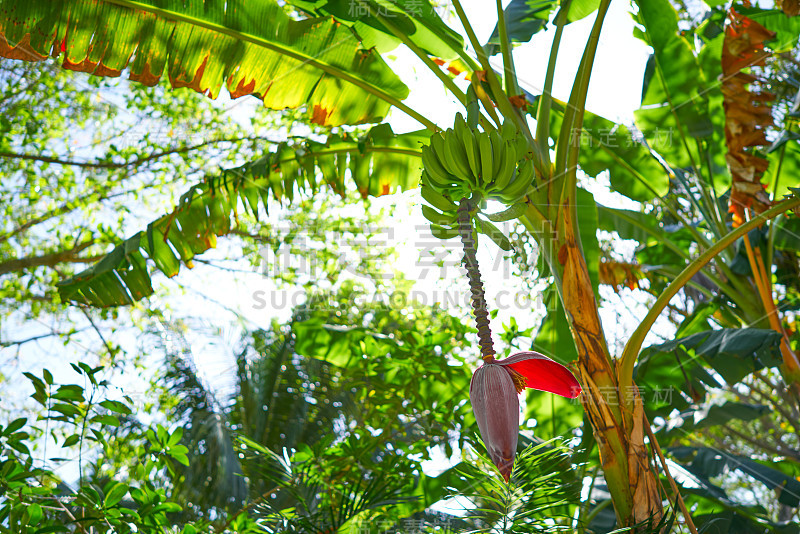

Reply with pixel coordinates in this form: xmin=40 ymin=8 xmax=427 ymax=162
xmin=430 ymin=223 xmax=460 ymax=240
xmin=421 ymin=184 xmax=458 ymax=213
xmin=484 ymin=202 xmax=527 ymax=222
xmin=516 ymin=157 xmax=535 ymax=188
xmin=500 ymin=121 xmax=517 ymax=142
xmin=514 ymin=134 xmax=530 ymax=161
xmin=495 ymin=142 xmax=517 ymax=193
xmin=492 ymin=140 xmax=517 ymax=192
xmin=489 ymin=130 xmax=505 ymax=180
xmin=431 ymin=133 xmax=459 ymax=177
xmin=421 ymin=145 xmax=452 ymax=185
xmin=421 ymin=150 xmax=457 ymax=193
xmin=443 ymin=130 xmax=473 ymax=183
xmin=479 ymin=133 xmax=494 ymax=186
xmin=422 ymin=204 xmax=458 ymax=226
xmin=462 ymin=127 xmax=482 ymax=184
xmin=477 ymin=217 xmax=513 ymax=251
xmin=499 ymin=158 xmax=534 ymax=203
xmin=421 ymin=168 xmax=453 ymax=193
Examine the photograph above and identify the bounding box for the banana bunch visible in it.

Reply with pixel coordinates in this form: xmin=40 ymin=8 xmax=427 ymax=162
xmin=419 ymin=114 xmax=535 ymax=246
xmin=420 ymin=114 xmax=534 ymax=212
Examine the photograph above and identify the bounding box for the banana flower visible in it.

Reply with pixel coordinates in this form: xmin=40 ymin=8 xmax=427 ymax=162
xmin=470 ymin=351 xmax=582 ymax=481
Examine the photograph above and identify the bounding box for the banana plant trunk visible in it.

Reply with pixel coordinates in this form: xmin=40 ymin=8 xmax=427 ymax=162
xmin=539 ymin=200 xmax=664 ymax=528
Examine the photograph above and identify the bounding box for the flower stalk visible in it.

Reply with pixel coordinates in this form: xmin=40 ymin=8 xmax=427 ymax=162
xmin=457 ymin=197 xmax=495 ymax=361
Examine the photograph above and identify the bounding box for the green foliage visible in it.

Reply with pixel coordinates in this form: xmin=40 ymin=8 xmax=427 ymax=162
xmin=243 ymin=434 xmax=417 ymax=532
xmin=291 ymin=0 xmax=465 ymax=59
xmin=2 ymin=0 xmax=800 ymax=531
xmin=633 ymin=0 xmax=714 ymax=169
xmin=56 ymin=126 xmax=426 ymax=307
xmin=0 ymin=369 xmax=211 ymax=534
xmin=140 ymin=278 xmax=476 ymax=525
xmin=532 ymin=95 xmax=669 ymax=202
xmin=635 ymin=328 xmax=783 ymax=416
xmin=0 ymin=0 xmax=408 ymax=126
xmin=444 ymin=438 xmax=583 ymax=533
xmin=484 ymin=0 xmax=601 ymax=56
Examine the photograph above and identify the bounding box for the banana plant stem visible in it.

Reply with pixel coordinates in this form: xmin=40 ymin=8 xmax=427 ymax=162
xmin=644 ymin=415 xmax=699 ymax=534
xmin=535 ymin=2 xmax=570 ymax=168
xmin=618 ymin=195 xmax=800 ymax=393
xmin=366 ymin=4 xmax=468 ymax=111
xmin=457 ymin=198 xmax=495 ymax=360
xmin=450 ymin=0 xmax=528 ymax=136
xmin=495 ymin=0 xmax=519 ymax=98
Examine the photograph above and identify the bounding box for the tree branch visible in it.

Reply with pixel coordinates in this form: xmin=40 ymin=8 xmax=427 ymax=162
xmin=0 ymin=135 xmax=263 ymax=170
xmin=0 ymin=328 xmax=90 ymax=348
xmin=0 ymin=240 xmax=100 ymax=276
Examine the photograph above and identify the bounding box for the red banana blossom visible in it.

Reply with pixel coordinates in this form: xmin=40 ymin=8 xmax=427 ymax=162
xmin=469 ymin=351 xmax=582 ymax=481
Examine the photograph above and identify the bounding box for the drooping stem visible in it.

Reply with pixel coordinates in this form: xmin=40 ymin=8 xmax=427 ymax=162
xmin=618 ymin=194 xmax=800 ymax=392
xmin=457 ymin=198 xmax=495 ymax=361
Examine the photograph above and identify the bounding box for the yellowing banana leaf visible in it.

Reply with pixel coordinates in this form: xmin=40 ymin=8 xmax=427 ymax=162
xmin=0 ymin=0 xmax=408 ymax=126
xmin=57 ymin=127 xmax=427 ymax=307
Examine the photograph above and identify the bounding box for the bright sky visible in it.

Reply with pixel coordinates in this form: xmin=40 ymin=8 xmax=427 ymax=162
xmin=389 ymin=0 xmax=652 ymax=133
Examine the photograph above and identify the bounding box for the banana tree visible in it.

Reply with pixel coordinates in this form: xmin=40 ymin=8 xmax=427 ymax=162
xmin=3 ymin=0 xmax=800 ymax=529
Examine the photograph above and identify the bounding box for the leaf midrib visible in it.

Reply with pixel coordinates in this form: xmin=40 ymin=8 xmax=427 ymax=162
xmin=103 ymin=0 xmax=408 ymax=111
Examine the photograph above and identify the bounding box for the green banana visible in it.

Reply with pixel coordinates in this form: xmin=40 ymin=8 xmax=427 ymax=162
xmin=455 ymin=111 xmax=467 ymax=130
xmin=422 ymin=144 xmax=453 ymax=186
xmin=493 ymin=168 xmax=516 ymax=202
xmin=499 ymin=158 xmax=534 ymax=203
xmin=477 ymin=217 xmax=513 ymax=251
xmin=484 ymin=202 xmax=527 ymax=222
xmin=489 ymin=130 xmax=505 ymax=180
xmin=462 ymin=126 xmax=482 ymax=184
xmin=422 ymin=204 xmax=458 ymax=226
xmin=478 ymin=132 xmax=494 ymax=186
xmin=516 ymin=157 xmax=535 ymax=188
xmin=420 ymin=184 xmax=457 ymax=213
xmin=514 ymin=134 xmax=530 ymax=161
xmin=430 ymin=223 xmax=460 ymax=240
xmin=420 ymin=168 xmax=453 ymax=193
xmin=500 ymin=121 xmax=517 ymax=142
xmin=431 ymin=133 xmax=459 ymax=177
xmin=495 ymin=141 xmax=517 ymax=194
xmin=492 ymin=140 xmax=517 ymax=192
xmin=443 ymin=130 xmax=473 ymax=184
xmin=466 ymin=84 xmax=480 ymax=129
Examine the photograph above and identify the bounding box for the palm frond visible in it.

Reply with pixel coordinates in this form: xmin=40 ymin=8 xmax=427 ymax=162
xmin=158 ymin=326 xmax=247 ymax=513
xmin=245 ymin=435 xmax=417 ymax=533
xmin=56 ymin=126 xmax=426 ymax=307
xmin=448 ymin=436 xmax=583 ymax=533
